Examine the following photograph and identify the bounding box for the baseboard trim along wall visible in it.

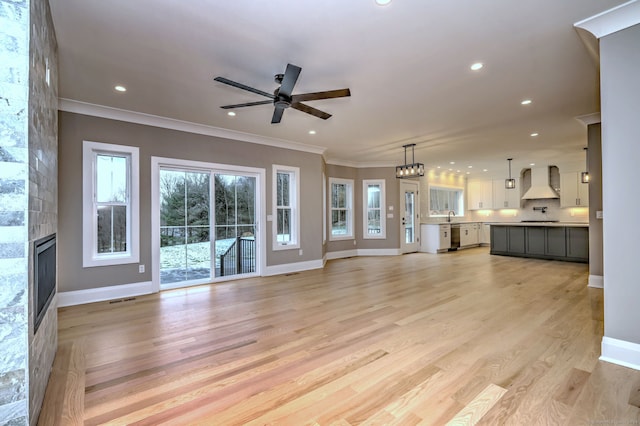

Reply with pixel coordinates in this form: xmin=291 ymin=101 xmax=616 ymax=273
xmin=58 ymin=281 xmax=154 ymax=307
xmin=600 ymin=336 xmax=640 ymax=371
xmin=263 ymin=259 xmax=324 ymax=276
xmin=326 ymin=248 xmax=401 ymax=260
xmin=588 ymin=275 xmax=604 ymax=288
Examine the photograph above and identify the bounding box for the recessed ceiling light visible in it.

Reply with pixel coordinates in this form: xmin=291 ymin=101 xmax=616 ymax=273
xmin=308 ymin=130 xmax=316 ymax=135
xmin=530 ymin=163 xmax=535 ymax=166
xmin=483 ymin=169 xmax=488 ymax=172
xmin=470 ymin=62 xmax=483 ymax=71
xmin=437 ymin=166 xmax=441 ymax=169
xmin=530 ymin=132 xmax=539 ymax=137
xmin=227 ymin=111 xmax=236 ymax=117
xmin=456 ymin=170 xmax=461 ymax=173
xmin=450 ymin=161 xmax=455 ymax=165
xmin=466 ymin=171 xmax=471 ymax=175
xmin=375 ymin=0 xmax=392 ymax=5
xmin=468 ymin=165 xmax=473 ymax=168
xmin=521 ymin=99 xmax=532 ymax=105
xmin=114 ymin=85 xmax=127 ymax=92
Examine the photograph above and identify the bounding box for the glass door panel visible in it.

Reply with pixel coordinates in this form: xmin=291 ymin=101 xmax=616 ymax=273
xmin=160 ymin=169 xmax=211 ymax=285
xmin=400 ymin=180 xmax=420 ymax=253
xmin=214 ymin=174 xmax=257 ymax=278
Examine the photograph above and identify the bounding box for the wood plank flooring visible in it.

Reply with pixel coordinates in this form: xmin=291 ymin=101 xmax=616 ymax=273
xmin=38 ymin=248 xmax=640 ymax=425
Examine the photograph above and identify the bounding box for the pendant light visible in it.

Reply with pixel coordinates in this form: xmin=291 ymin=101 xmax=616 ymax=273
xmin=395 ymin=143 xmax=425 ymax=179
xmin=505 ymin=158 xmax=516 ymax=189
xmin=581 ymin=147 xmax=590 ymax=183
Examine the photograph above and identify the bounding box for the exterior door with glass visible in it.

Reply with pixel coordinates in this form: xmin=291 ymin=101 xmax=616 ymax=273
xmin=158 ymin=167 xmax=258 ymax=289
xmin=400 ymin=180 xmax=420 ymax=253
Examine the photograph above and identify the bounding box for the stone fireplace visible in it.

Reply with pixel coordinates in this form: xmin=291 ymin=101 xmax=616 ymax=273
xmin=0 ymin=0 xmax=59 ymax=424
xmin=34 ymin=234 xmax=56 ymax=333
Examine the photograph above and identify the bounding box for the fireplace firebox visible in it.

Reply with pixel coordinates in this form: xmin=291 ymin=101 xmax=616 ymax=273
xmin=34 ymin=233 xmax=56 ymax=332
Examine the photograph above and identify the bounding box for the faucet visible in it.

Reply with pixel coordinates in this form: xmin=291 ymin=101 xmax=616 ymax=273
xmin=447 ymin=210 xmax=456 ymax=222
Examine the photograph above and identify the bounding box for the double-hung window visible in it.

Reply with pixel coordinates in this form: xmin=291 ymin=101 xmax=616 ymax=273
xmin=273 ymin=165 xmax=300 ymax=250
xmin=329 ymin=177 xmax=354 ymax=240
xmin=83 ymin=141 xmax=139 ymax=267
xmin=363 ymin=180 xmax=386 ymax=239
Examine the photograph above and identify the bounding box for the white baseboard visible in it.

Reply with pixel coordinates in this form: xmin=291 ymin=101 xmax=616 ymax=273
xmin=263 ymin=259 xmax=324 ymax=276
xmin=356 ymin=248 xmax=402 ymax=256
xmin=326 ymin=248 xmax=401 ymax=260
xmin=325 ymin=249 xmax=358 ymax=260
xmin=58 ymin=281 xmax=154 ymax=307
xmin=588 ymin=274 xmax=604 ymax=288
xmin=600 ymin=336 xmax=640 ymax=371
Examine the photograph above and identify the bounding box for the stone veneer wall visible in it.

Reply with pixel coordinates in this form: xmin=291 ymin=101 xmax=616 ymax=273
xmin=0 ymin=0 xmax=58 ymax=424
xmin=27 ymin=0 xmax=58 ymax=423
xmin=0 ymin=0 xmax=31 ymax=423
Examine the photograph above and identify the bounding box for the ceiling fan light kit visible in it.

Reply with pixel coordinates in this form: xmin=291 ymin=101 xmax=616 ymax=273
xmin=396 ymin=143 xmax=425 ymax=179
xmin=214 ymin=63 xmax=351 ymax=124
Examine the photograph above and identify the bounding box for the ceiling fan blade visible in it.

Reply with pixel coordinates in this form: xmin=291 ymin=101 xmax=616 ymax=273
xmin=214 ymin=76 xmax=275 ymax=99
xmin=271 ymin=106 xmax=285 ymax=124
xmin=291 ymin=88 xmax=351 ymax=103
xmin=220 ymin=100 xmax=273 ymax=109
xmin=278 ymin=64 xmax=301 ymax=97
xmin=291 ymin=102 xmax=331 ymax=120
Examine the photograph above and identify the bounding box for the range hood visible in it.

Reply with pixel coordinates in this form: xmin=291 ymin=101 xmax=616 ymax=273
xmin=521 ymin=167 xmax=559 ymax=200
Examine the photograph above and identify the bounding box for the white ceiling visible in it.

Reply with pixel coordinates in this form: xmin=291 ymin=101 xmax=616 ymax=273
xmin=48 ymin=0 xmax=622 ymax=178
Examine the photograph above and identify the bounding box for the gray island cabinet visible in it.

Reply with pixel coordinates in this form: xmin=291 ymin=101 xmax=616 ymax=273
xmin=490 ymin=224 xmax=588 ymax=263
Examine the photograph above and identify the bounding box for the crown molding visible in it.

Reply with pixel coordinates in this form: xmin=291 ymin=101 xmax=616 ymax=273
xmin=574 ymin=0 xmax=640 ymax=39
xmin=575 ymin=112 xmax=602 ymax=126
xmin=324 ymin=158 xmax=395 ymax=168
xmin=58 ymin=98 xmax=327 ymax=156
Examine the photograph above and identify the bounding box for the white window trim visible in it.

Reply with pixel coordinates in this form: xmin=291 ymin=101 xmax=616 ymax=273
xmin=82 ymin=141 xmax=140 ymax=267
xmin=329 ymin=177 xmax=354 ymax=241
xmin=272 ymin=165 xmax=300 ymax=251
xmin=322 ymin=172 xmax=327 ymax=245
xmin=363 ymin=179 xmax=386 ymax=239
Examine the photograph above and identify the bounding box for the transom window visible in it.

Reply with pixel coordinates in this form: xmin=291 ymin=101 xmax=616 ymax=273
xmin=83 ymin=141 xmax=139 ymax=267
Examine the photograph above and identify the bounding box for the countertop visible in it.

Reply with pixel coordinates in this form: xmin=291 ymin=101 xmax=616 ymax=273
xmin=421 ymin=221 xmax=588 ymax=227
xmin=487 ymin=222 xmax=588 ymax=228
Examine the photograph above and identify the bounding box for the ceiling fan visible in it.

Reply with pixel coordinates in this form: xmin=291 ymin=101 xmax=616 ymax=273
xmin=214 ymin=63 xmax=351 ymax=124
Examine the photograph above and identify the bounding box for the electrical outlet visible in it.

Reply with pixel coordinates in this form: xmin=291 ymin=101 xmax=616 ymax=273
xmin=299 ymin=249 xmax=303 ymax=256
xmin=138 ymin=264 xmax=145 ymax=273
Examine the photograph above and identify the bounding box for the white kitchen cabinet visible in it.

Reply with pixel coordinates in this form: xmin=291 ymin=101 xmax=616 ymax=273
xmin=460 ymin=223 xmax=479 ymax=247
xmin=480 ymin=223 xmax=491 ymax=245
xmin=560 ymin=172 xmax=589 ymax=207
xmin=468 ymin=180 xmax=493 ymax=210
xmin=420 ymin=223 xmax=451 ymax=253
xmin=492 ymin=179 xmax=520 ymax=209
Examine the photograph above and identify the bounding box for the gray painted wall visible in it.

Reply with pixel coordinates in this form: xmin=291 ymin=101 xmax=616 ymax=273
xmin=587 ymin=123 xmax=602 ymax=278
xmin=600 ymin=24 xmax=640 ymax=343
xmin=58 ymin=112 xmax=325 ymax=292
xmin=325 ymin=164 xmax=401 ymax=253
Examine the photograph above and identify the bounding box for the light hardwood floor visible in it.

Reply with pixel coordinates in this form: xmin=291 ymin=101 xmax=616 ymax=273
xmin=39 ymin=248 xmax=640 ymax=425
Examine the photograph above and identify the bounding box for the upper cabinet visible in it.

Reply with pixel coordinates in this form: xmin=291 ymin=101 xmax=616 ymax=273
xmin=492 ymin=178 xmax=520 ymax=209
xmin=560 ymin=172 xmax=589 ymax=207
xmin=468 ymin=180 xmax=493 ymax=210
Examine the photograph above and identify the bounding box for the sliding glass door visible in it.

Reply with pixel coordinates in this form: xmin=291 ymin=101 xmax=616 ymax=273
xmin=158 ymin=166 xmax=259 ymax=288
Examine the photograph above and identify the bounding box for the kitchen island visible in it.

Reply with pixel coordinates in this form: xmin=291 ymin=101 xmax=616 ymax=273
xmin=490 ymin=222 xmax=589 ymax=263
